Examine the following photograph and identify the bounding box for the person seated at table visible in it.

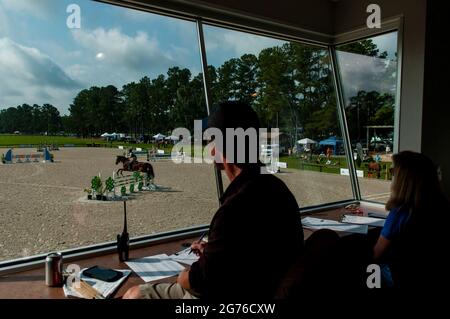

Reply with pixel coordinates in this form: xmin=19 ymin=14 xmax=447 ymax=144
xmin=123 ymin=101 xmax=304 ymax=299
xmin=373 ymin=151 xmax=450 ymax=288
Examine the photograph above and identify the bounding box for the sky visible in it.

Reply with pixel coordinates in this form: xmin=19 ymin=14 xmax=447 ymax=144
xmin=338 ymin=32 xmax=398 ymax=104
xmin=0 ymin=0 xmax=398 ymax=115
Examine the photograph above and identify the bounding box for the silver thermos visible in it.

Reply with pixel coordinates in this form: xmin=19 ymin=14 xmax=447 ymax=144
xmin=45 ymin=252 xmax=63 ymax=287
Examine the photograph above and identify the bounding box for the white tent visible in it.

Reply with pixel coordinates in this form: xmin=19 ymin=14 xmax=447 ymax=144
xmin=153 ymin=133 xmax=166 ymax=140
xmin=297 ymin=138 xmax=317 ymax=145
xmin=101 ymin=132 xmax=114 ymax=137
xmin=165 ymin=135 xmax=180 ymax=141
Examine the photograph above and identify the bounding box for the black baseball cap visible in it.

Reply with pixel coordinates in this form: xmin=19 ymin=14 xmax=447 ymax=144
xmin=207 ymin=101 xmax=260 ymax=132
xmin=205 ymin=101 xmax=261 ymax=166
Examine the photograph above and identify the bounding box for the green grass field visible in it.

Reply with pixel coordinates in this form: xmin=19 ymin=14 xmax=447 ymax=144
xmin=0 ymin=134 xmax=207 ymax=156
xmin=280 ymin=155 xmax=345 ymax=174
xmin=0 ymin=134 xmax=93 ymax=147
xmin=280 ymin=155 xmax=392 ymax=180
xmin=1 ymin=134 xmax=392 ymax=179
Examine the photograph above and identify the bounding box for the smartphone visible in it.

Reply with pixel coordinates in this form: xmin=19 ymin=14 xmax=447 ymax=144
xmin=83 ymin=266 xmax=123 ymax=282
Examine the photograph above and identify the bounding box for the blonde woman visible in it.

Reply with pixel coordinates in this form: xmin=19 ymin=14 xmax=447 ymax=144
xmin=373 ymin=151 xmax=449 ymax=288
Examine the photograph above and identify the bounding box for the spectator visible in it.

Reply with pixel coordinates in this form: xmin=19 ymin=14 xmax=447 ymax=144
xmin=326 ymin=147 xmax=332 ymax=160
xmin=373 ymin=151 xmax=450 ymax=288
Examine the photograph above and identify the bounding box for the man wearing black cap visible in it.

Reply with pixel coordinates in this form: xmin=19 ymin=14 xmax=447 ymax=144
xmin=124 ymin=101 xmax=304 ymax=299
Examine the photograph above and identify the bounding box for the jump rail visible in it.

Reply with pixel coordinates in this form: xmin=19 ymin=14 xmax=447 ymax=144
xmin=2 ymin=148 xmax=53 ymax=164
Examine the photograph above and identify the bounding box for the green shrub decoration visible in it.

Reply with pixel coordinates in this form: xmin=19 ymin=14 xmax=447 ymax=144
xmin=105 ymin=177 xmax=114 ymax=193
xmin=120 ymin=186 xmax=127 ymax=196
xmin=129 ymin=183 xmax=135 ymax=193
xmin=91 ymin=176 xmax=103 ymax=195
xmin=137 ymin=174 xmax=144 ymax=190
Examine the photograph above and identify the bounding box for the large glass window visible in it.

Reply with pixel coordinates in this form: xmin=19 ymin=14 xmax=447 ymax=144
xmin=336 ymin=32 xmax=399 ymax=203
xmin=0 ymin=0 xmax=217 ymax=262
xmin=203 ymin=25 xmax=354 ymax=207
xmin=0 ymin=0 xmax=401 ymax=264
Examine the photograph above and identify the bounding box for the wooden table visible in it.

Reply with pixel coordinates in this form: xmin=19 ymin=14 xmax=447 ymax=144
xmin=0 ymin=204 xmax=386 ymax=299
xmin=0 ymin=237 xmax=195 ymax=299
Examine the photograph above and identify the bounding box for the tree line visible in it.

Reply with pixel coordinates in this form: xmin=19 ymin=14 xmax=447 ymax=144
xmin=0 ymin=104 xmax=62 ymax=135
xmin=0 ymin=40 xmax=395 ymax=148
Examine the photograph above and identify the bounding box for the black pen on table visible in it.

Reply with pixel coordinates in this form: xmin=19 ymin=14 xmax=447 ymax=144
xmin=188 ymin=231 xmax=207 ymax=255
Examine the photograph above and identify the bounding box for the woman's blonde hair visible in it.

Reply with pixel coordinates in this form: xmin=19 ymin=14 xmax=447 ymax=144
xmin=386 ymin=151 xmax=443 ymax=212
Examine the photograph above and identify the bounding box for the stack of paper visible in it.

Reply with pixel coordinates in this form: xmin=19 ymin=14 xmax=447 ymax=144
xmin=341 ymin=214 xmax=386 ymax=227
xmin=302 ymin=217 xmax=368 ymax=234
xmin=368 ymin=211 xmax=388 ymax=219
xmin=63 ymin=269 xmax=131 ymax=299
xmin=125 ymin=254 xmax=186 ymax=283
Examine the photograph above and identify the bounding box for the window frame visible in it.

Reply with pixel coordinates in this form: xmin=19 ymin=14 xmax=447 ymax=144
xmin=333 ymin=17 xmax=404 ymax=156
xmin=0 ymin=0 xmax=403 ymax=271
xmin=332 ymin=21 xmax=403 ymax=203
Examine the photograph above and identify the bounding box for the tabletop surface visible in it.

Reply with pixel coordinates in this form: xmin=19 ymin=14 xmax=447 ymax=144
xmin=0 ymin=203 xmax=386 ymax=299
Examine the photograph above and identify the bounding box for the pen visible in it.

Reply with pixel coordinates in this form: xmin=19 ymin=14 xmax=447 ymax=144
xmin=188 ymin=231 xmax=207 ymax=255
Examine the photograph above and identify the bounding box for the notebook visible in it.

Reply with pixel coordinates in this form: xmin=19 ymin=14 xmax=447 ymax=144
xmin=63 ymin=268 xmax=131 ymax=299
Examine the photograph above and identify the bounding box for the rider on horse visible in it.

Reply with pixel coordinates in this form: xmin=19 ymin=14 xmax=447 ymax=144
xmin=128 ymin=148 xmax=137 ymax=170
xmin=116 ymin=154 xmax=155 ymax=180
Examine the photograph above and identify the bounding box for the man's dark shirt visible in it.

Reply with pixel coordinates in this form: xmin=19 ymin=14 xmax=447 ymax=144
xmin=189 ymin=166 xmax=304 ymax=299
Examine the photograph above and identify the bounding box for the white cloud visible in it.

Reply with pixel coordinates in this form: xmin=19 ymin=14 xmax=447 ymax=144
xmin=0 ymin=37 xmax=81 ymax=111
xmin=0 ymin=4 xmax=203 ymax=114
xmin=205 ymin=27 xmax=284 ymax=58
xmin=0 ymin=0 xmax=56 ymax=19
xmin=71 ymin=27 xmax=175 ymax=74
xmin=169 ymin=44 xmax=189 ymax=58
xmin=338 ymin=51 xmax=397 ymax=103
xmin=65 ymin=63 xmax=89 ymax=80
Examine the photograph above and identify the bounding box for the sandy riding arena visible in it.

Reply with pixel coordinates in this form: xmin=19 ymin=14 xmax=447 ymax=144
xmin=0 ymin=147 xmax=390 ymax=261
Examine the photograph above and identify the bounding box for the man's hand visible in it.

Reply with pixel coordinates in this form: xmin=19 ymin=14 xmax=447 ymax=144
xmin=190 ymin=241 xmax=207 ymax=257
xmin=177 ymin=268 xmax=191 ymax=290
xmin=122 ymin=285 xmax=142 ymax=299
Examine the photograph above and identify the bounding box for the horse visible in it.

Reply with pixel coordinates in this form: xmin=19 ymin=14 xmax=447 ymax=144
xmin=367 ymin=161 xmax=381 ymax=178
xmin=115 ymin=155 xmax=155 ymax=180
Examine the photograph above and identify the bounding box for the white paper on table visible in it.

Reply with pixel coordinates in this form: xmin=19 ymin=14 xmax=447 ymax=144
xmin=367 ymin=211 xmax=388 ymax=219
xmin=168 ymin=247 xmax=200 ymax=266
xmin=341 ymin=214 xmax=386 ymax=227
xmin=126 ymin=254 xmax=186 ymax=283
xmin=302 ymin=217 xmax=368 ymax=234
xmin=63 ymin=269 xmax=131 ymax=299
